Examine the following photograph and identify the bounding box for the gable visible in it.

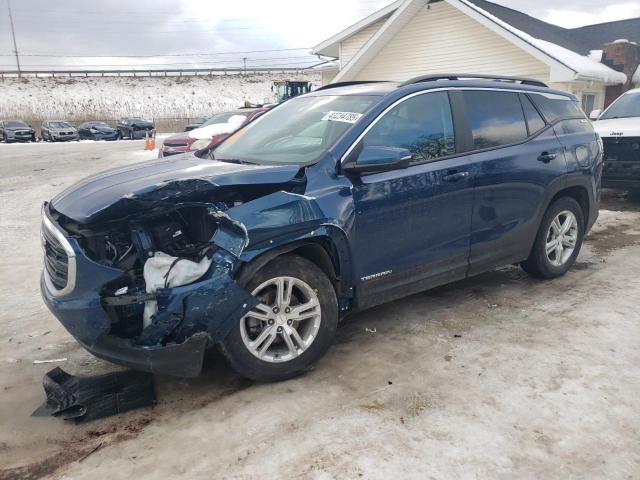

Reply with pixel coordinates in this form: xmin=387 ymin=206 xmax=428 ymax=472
xmin=340 ymin=18 xmax=388 ymax=68
xmin=355 ymin=1 xmax=549 ymax=81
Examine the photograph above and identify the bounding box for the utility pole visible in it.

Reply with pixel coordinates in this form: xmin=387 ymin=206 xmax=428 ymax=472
xmin=7 ymin=0 xmax=21 ymax=77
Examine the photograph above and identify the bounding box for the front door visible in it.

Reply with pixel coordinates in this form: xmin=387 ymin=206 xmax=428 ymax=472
xmin=349 ymin=91 xmax=476 ymax=307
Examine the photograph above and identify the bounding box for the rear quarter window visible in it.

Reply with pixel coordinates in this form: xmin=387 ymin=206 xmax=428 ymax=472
xmin=463 ymin=90 xmax=528 ymax=149
xmin=519 ymin=94 xmax=546 ymax=135
xmin=528 ymin=92 xmax=585 ymax=122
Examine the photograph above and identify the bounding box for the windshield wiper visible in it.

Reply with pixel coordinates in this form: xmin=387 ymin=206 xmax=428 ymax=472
xmin=215 ymin=157 xmax=256 ymax=165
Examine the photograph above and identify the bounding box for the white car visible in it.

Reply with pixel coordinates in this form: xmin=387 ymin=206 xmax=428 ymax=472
xmin=591 ymin=88 xmax=640 ymax=191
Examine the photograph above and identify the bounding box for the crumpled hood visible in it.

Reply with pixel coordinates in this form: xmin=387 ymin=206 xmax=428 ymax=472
xmin=593 ymin=117 xmax=640 ymax=137
xmin=51 ymin=156 xmax=302 ymax=224
xmin=51 ymin=127 xmax=77 ymax=133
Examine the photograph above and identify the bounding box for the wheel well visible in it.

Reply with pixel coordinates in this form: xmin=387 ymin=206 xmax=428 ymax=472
xmin=236 ymin=239 xmax=340 ymax=292
xmin=549 ymin=186 xmax=589 ymax=222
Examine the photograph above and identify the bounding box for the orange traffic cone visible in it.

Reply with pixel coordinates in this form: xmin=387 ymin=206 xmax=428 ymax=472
xmin=144 ymin=130 xmax=151 ymax=150
xmin=149 ymin=130 xmax=156 ymax=150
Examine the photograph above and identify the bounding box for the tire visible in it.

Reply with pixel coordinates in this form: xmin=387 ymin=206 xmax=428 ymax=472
xmin=220 ymin=255 xmax=338 ymax=382
xmin=521 ymin=196 xmax=585 ymax=279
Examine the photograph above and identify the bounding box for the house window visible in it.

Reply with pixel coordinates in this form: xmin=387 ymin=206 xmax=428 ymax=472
xmin=582 ymin=94 xmax=596 ymax=116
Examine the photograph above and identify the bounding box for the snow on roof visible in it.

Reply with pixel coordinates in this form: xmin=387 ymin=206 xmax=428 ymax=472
xmin=316 ymin=0 xmax=628 ymax=85
xmin=456 ymin=0 xmax=626 ymax=84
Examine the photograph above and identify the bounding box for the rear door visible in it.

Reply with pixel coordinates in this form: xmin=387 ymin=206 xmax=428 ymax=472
xmin=462 ymin=90 xmax=568 ymax=275
xmin=349 ymin=91 xmax=477 ymax=307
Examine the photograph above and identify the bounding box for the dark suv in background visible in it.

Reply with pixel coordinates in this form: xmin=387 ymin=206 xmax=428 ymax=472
xmin=41 ymin=74 xmax=601 ymax=382
xmin=117 ymin=117 xmax=155 ymax=139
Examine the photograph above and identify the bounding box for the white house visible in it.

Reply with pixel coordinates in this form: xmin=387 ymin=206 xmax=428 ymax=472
xmin=312 ymin=0 xmax=640 ymax=113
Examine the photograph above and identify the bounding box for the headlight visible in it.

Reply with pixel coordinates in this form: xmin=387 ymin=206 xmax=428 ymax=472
xmin=191 ymin=138 xmax=212 ymax=150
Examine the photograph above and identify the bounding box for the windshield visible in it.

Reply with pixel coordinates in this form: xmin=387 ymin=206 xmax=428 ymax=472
xmin=50 ymin=121 xmax=70 ymax=128
xmin=202 ymin=112 xmax=247 ymax=126
xmin=600 ymin=92 xmax=640 ymax=120
xmin=214 ymin=95 xmax=379 ymax=165
xmin=6 ymin=121 xmax=28 ymax=128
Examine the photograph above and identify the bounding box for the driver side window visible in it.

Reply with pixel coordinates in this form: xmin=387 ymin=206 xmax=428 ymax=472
xmin=362 ymin=91 xmax=455 ymax=164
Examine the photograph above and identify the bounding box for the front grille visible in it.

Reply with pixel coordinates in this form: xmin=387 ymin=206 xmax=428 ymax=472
xmin=42 ymin=210 xmax=76 ymax=296
xmin=602 ymin=137 xmax=640 ymax=162
xmin=43 ymin=223 xmax=68 ymax=290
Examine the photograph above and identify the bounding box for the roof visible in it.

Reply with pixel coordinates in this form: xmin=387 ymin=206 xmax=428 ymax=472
xmin=307 ymin=77 xmax=577 ymax=99
xmin=313 ymin=0 xmax=636 ymax=84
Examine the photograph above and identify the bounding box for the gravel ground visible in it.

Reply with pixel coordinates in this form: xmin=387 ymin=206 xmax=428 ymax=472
xmin=0 ymin=140 xmax=639 ymax=480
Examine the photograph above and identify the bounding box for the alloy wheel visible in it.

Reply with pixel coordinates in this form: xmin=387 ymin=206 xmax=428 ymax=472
xmin=545 ymin=210 xmax=578 ymax=267
xmin=240 ymin=276 xmax=322 ymax=363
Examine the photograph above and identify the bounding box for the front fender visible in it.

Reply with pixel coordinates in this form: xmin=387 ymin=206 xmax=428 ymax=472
xmin=213 ymin=191 xmax=355 ymax=312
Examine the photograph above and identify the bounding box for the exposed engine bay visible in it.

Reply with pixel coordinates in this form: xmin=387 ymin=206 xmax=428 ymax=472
xmin=50 ymin=202 xmax=236 ymax=342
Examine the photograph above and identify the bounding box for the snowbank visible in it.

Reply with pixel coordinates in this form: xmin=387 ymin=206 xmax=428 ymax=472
xmin=0 ymin=72 xmax=320 ymax=123
xmin=457 ymin=0 xmax=627 ymax=85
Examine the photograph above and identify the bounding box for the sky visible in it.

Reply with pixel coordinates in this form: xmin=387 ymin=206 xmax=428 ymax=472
xmin=1 ymin=0 xmax=639 ymax=72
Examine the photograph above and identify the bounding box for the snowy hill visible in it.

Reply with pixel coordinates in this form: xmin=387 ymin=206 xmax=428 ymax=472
xmin=0 ymin=72 xmax=321 ymax=128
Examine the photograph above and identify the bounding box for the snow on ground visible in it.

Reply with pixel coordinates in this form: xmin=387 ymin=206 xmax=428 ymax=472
xmin=0 ymin=72 xmax=321 ymax=124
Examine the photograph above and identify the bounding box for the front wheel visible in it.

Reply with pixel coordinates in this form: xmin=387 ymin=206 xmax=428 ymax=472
xmin=220 ymin=255 xmax=338 ymax=382
xmin=521 ymin=197 xmax=585 ymax=279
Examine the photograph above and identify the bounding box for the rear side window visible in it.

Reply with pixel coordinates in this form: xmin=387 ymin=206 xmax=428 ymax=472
xmin=529 ymin=92 xmax=584 ymax=121
xmin=362 ymin=91 xmax=455 ymax=163
xmin=463 ymin=91 xmax=528 ymax=149
xmin=520 ymin=94 xmax=546 ymax=135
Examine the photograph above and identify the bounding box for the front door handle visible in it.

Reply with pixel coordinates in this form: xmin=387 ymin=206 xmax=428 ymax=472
xmin=537 ymin=152 xmax=557 ymax=163
xmin=442 ymin=171 xmax=470 ymax=182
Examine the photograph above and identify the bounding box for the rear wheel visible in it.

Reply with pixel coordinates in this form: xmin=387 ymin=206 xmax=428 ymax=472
xmin=521 ymin=197 xmax=584 ymax=278
xmin=220 ymin=255 xmax=338 ymax=382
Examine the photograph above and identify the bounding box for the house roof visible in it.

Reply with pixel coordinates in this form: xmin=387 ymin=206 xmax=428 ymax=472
xmin=313 ymin=0 xmax=636 ymax=84
xmin=468 ymin=0 xmax=640 ymax=55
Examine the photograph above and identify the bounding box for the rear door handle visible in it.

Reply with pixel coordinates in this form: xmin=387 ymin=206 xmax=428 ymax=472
xmin=442 ymin=171 xmax=470 ymax=182
xmin=537 ymin=152 xmax=557 ymax=163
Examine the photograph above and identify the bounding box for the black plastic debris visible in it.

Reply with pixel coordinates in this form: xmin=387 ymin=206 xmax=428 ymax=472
xmin=32 ymin=367 xmax=156 ymax=423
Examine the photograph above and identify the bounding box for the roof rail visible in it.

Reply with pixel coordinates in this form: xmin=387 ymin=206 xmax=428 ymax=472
xmin=315 ymin=80 xmax=391 ymax=91
xmin=399 ymin=74 xmax=548 ymax=88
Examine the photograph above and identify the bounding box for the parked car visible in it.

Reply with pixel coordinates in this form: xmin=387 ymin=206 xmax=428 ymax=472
xmin=77 ymin=121 xmax=119 ymax=141
xmin=117 ymin=117 xmax=154 ymax=140
xmin=41 ymin=75 xmax=601 ymax=382
xmin=41 ymin=121 xmax=79 ymax=142
xmin=590 ymin=88 xmax=640 ymax=191
xmin=158 ymin=108 xmax=268 ymax=158
xmin=184 ymin=117 xmax=208 ymax=132
xmin=0 ymin=120 xmax=36 ymax=143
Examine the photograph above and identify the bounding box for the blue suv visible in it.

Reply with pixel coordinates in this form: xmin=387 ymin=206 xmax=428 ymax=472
xmin=41 ymin=75 xmax=602 ymax=381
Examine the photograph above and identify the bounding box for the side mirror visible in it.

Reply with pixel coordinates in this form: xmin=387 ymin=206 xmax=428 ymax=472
xmin=589 ymin=109 xmax=602 ymax=121
xmin=342 ymin=145 xmax=412 ymax=174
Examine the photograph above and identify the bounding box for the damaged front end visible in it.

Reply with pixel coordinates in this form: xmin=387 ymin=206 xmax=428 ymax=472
xmin=40 ymin=156 xmax=349 ymax=377
xmin=41 ymin=200 xmax=258 ymax=377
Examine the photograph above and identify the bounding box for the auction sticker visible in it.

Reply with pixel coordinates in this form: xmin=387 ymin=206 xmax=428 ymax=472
xmin=321 ymin=111 xmax=363 ymax=124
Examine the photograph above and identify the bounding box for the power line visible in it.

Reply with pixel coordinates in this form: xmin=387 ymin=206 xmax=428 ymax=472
xmin=0 ymin=47 xmax=312 ymax=58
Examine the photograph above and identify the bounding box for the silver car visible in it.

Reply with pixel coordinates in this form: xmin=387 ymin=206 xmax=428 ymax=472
xmin=41 ymin=121 xmax=79 ymax=142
